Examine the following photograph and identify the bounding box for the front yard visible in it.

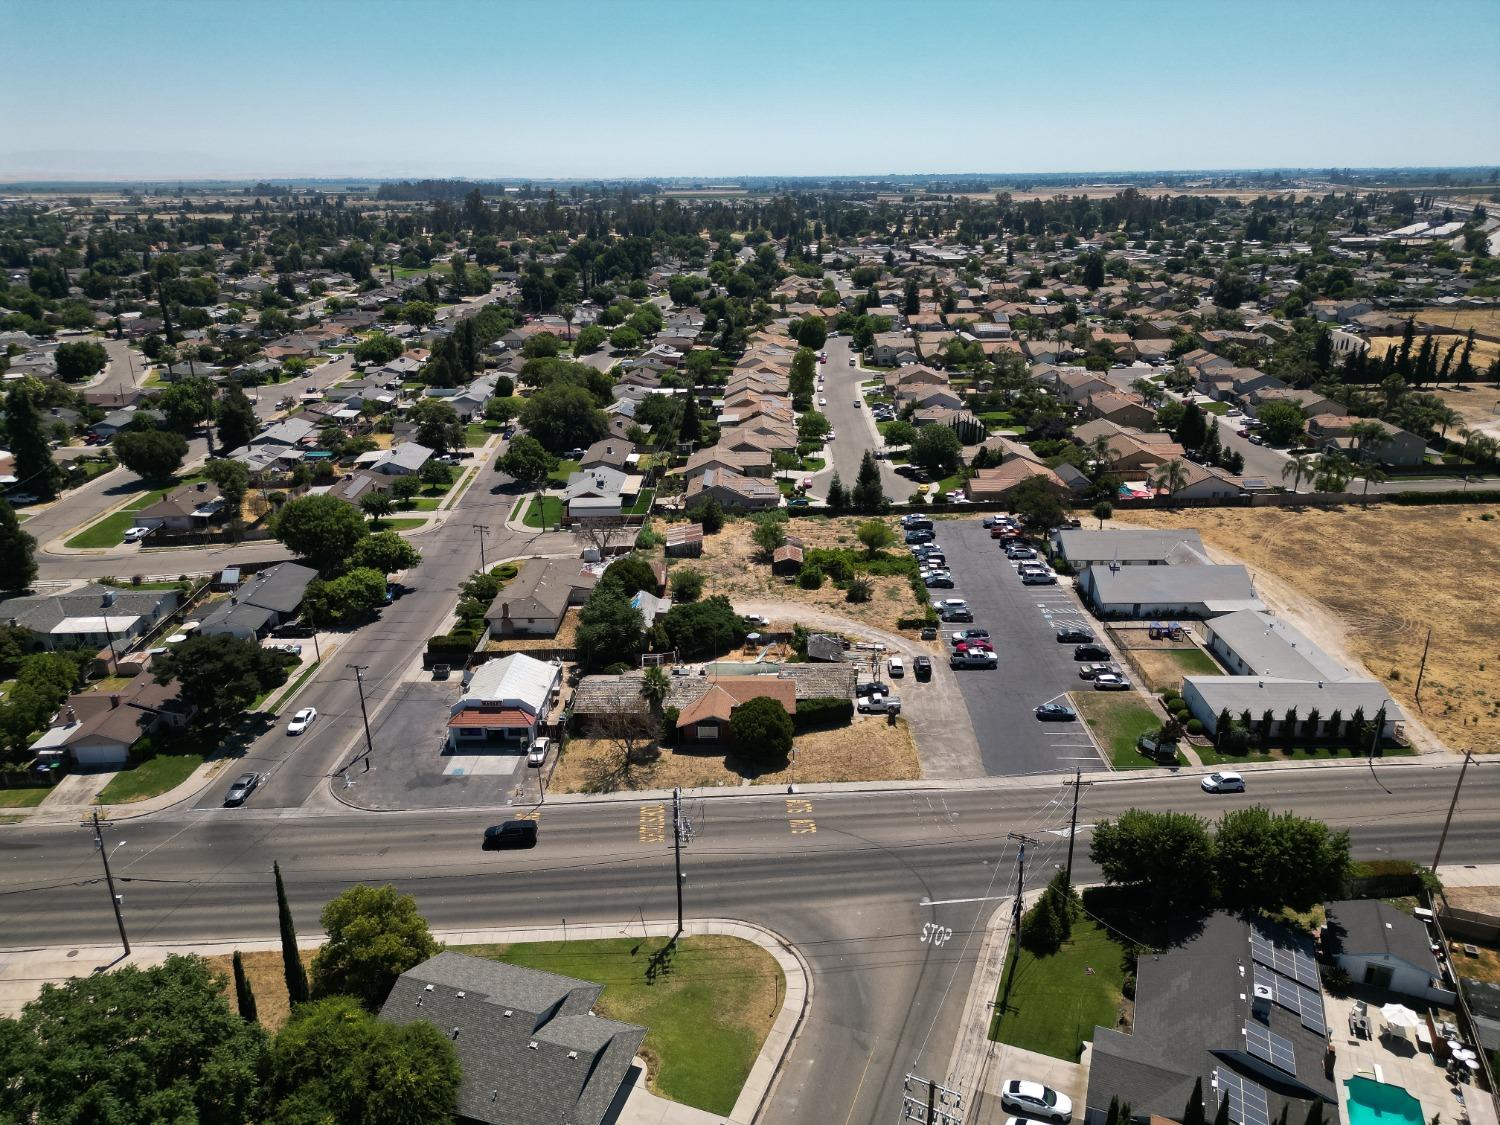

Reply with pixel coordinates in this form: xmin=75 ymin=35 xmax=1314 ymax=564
xmin=1072 ymin=690 xmax=1176 ymax=769
xmin=990 ymin=918 xmax=1128 ymax=1061
xmin=94 ymin=749 xmax=204 ymax=804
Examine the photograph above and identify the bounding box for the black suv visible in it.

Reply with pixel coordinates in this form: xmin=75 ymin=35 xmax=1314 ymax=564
xmin=483 ymin=820 xmax=538 ymax=849
xmin=913 ymin=656 xmax=933 ymax=680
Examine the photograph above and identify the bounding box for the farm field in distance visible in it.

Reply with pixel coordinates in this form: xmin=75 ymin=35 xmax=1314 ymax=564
xmin=1122 ymin=505 xmax=1500 ymax=754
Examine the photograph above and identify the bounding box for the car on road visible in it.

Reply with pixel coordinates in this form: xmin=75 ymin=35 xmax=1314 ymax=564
xmin=1248 ymin=433 xmax=1265 ymax=445
xmin=483 ymin=820 xmax=539 ymax=849
xmin=888 ymin=657 xmax=905 ymax=678
xmin=1201 ymin=771 xmax=1246 ymax=794
xmin=1074 ymin=644 xmax=1111 ymax=662
xmin=913 ymin=656 xmax=932 ymax=680
xmin=1056 ymin=626 xmax=1095 ymax=643
xmin=818 ymin=396 xmax=827 ymax=406
xmin=1093 ymin=672 xmax=1131 ymax=690
xmin=1034 ymin=702 xmax=1077 ymax=722
xmin=123 ymin=526 xmax=152 ymax=543
xmin=223 ymin=772 xmax=261 ymax=806
xmin=1001 ymin=1080 xmax=1073 ymax=1124
xmin=848 ymin=357 xmax=856 ymax=365
xmin=951 ymin=628 xmax=990 ymax=643
xmin=852 ymin=397 xmax=861 ymax=407
xmin=286 ymin=707 xmax=318 ymax=735
xmin=818 ymin=352 xmax=827 ymax=362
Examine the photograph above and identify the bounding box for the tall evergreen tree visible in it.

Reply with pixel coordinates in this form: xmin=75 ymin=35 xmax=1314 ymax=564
xmin=1213 ymin=1093 xmax=1231 ymax=1125
xmin=1182 ymin=1078 xmax=1207 ymax=1125
xmin=1454 ymin=329 xmax=1476 ymax=386
xmin=5 ymin=385 xmax=61 ymax=501
xmin=679 ymin=385 xmax=701 ymax=446
xmin=851 ymin=450 xmax=886 ymax=513
xmin=274 ymin=861 xmax=310 ymax=1005
xmin=232 ymin=949 xmax=259 ymax=1023
xmin=826 ymin=472 xmax=848 ymax=510
xmin=0 ymin=499 xmax=38 ymax=593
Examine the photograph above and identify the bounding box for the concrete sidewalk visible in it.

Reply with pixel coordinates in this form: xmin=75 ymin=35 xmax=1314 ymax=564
xmin=0 ymin=915 xmax=809 ymax=1125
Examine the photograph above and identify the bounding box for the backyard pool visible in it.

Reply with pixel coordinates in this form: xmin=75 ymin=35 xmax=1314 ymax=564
xmin=1345 ymin=1075 xmax=1424 ymax=1125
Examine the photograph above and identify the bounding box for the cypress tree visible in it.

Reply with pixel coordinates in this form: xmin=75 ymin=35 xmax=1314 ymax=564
xmin=232 ymin=949 xmax=259 ymax=1023
xmin=274 ymin=861 xmax=309 ymax=1005
xmin=1213 ymin=1093 xmax=1231 ymax=1125
xmin=1303 ymin=1100 xmax=1324 ymax=1125
xmin=1182 ymin=1078 xmax=1206 ymax=1125
xmin=826 ymin=472 xmax=848 ymax=511
xmin=1105 ymin=1096 xmax=1121 ymax=1125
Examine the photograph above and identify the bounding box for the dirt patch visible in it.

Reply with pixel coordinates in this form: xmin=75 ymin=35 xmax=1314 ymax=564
xmin=1127 ymin=648 xmax=1223 ymax=692
xmin=205 ymin=949 xmax=315 ymax=1034
xmin=486 ymin=606 xmax=579 ymax=654
xmin=1409 ymin=307 xmax=1500 ymax=338
xmin=550 ymin=717 xmax=920 ymax=793
xmin=1366 ymin=334 xmax=1500 ymax=371
xmin=1118 ymin=506 xmax=1500 ymax=753
xmin=1432 ymin=387 xmax=1500 ymax=432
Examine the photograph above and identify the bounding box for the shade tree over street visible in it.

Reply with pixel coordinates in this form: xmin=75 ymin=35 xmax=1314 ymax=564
xmin=114 ymin=427 xmax=188 ymax=480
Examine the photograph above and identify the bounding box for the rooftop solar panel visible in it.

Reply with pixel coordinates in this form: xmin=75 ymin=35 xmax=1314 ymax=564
xmin=1215 ymin=1068 xmax=1271 ymax=1125
xmin=1253 ymin=964 xmax=1328 ymax=1036
xmin=1245 ymin=1021 xmax=1297 ymax=1075
xmin=1249 ymin=929 xmax=1320 ymax=988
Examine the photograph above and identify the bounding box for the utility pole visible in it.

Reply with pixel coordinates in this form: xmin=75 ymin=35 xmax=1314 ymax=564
xmin=900 ymin=1073 xmax=963 ymax=1125
xmin=1007 ymin=832 xmax=1039 ymax=934
xmin=671 ymin=786 xmax=693 ymax=941
xmin=1065 ymin=769 xmax=1083 ymax=888
xmin=472 ymin=524 xmax=489 ymax=571
xmin=1432 ymin=750 xmax=1473 ymax=873
xmin=347 ymin=664 xmax=374 ymax=764
xmin=86 ymin=810 xmax=130 ymax=956
xmin=1413 ymin=626 xmax=1433 ymax=708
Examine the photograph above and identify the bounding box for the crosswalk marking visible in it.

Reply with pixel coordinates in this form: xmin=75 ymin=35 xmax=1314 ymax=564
xmin=639 ymin=803 xmax=665 ymax=843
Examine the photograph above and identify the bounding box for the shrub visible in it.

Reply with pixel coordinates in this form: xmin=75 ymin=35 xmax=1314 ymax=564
xmin=797 ymin=563 xmax=824 ymax=589
xmin=846 ymin=577 xmax=873 ymax=603
xmin=793 ymin=696 xmax=854 ymax=730
xmin=670 ymin=568 xmax=704 ymax=602
xmin=659 ymin=705 xmax=679 ymax=744
xmin=1185 ymin=718 xmax=1204 ymax=735
xmin=1161 ymin=689 xmax=1181 ymax=704
xmin=729 ymin=695 xmax=794 ymax=768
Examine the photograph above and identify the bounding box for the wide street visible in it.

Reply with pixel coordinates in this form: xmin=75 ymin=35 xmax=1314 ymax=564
xmin=812 ymin=334 xmax=909 ymax=502
xmin=1 ymin=762 xmax=1495 ymax=1125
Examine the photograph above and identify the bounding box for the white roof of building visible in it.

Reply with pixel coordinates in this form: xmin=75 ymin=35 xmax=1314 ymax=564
xmin=455 ymin=653 xmax=559 ymax=717
xmin=53 ymin=615 xmax=141 ymax=635
xmin=1186 ymin=676 xmax=1401 ymax=720
xmin=1204 ymin=609 xmax=1351 ymax=682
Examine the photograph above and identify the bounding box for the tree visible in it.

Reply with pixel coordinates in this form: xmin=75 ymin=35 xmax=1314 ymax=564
xmin=729 ymin=694 xmax=794 ymax=767
xmin=670 ymin=567 xmax=704 ymax=601
xmin=1174 ymin=400 xmax=1208 ymax=451
xmin=1090 ymin=809 xmax=1217 ymax=915
xmin=159 ymin=375 xmax=215 ymax=440
xmin=825 ymin=472 xmax=848 ymax=510
xmin=401 ymin=300 xmax=435 ymax=328
xmin=910 ymin=425 xmax=963 ymax=474
xmin=576 ymin=590 xmax=645 ymax=672
xmin=115 ymin=428 xmax=188 ymax=480
xmin=54 ymin=339 xmax=109 ymax=381
xmin=0 ymin=501 xmax=37 ymax=593
xmin=360 ymin=490 xmax=395 ymax=523
xmin=1150 ymin=458 xmax=1189 ymax=503
xmin=846 ymin=576 xmax=874 ymax=603
xmin=661 ymin=595 xmax=746 ymax=659
xmin=1092 ymin=500 xmax=1113 ymax=530
xmin=680 ymin=387 xmax=702 ymax=445
xmin=354 ymin=332 xmax=404 ymax=365
xmin=598 ymin=553 xmax=658 ymax=598
xmin=216 ymin=380 xmax=259 ymax=452
xmin=1281 ymin=452 xmax=1315 ymax=493
xmin=4 ymin=384 xmax=61 ymax=500
xmin=1020 ymin=888 xmax=1065 ymax=954
xmin=521 ymin=383 xmax=606 ymax=453
xmin=496 ymin=433 xmax=555 ymax=489
xmin=1214 ymin=1092 xmax=1232 ymax=1125
xmin=797 ymin=409 xmax=832 ymax=442
xmin=0 ymin=954 xmax=266 ymax=1123
xmin=794 ymin=316 xmax=827 ymax=350
xmin=689 ymin=496 xmax=725 ymax=533
xmin=275 ymin=860 xmax=311 ymax=1006
xmin=232 ymin=949 xmax=259 ymax=1024
xmin=1009 ymin=475 xmax=1066 ymax=531
xmin=273 ymin=493 xmax=369 ymax=572
xmin=751 ymin=510 xmax=788 ymax=555
xmin=573 ymin=323 xmax=607 ymax=355
xmin=266 ymin=995 xmax=460 ymax=1125
xmin=1183 ymin=1078 xmax=1207 ymax=1125
xmin=1313 ymin=450 xmax=1355 ymax=492
xmin=882 ymin=419 xmax=918 ymax=449
xmin=310 ymin=884 xmax=441 ymax=1011
xmin=1214 ymin=807 xmax=1352 ymax=912
xmin=1256 ymin=401 xmax=1305 ymax=447
xmin=852 ymin=450 xmax=887 ymax=512
xmin=153 ymin=632 xmax=292 ymax=724
xmin=857 ymin=519 xmax=895 ymax=554
xmin=301 ymin=567 xmax=387 ymax=627
xmin=409 ymin=397 xmax=462 ymax=454
xmin=351 ymin=530 xmax=421 ymax=574
xmin=387 ymin=473 xmax=422 ymax=508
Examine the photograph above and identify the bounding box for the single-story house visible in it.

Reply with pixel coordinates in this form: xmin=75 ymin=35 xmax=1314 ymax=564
xmin=1322 ymin=900 xmax=1454 ymax=1003
xmin=675 ymin=676 xmax=797 ymax=743
xmin=355 ymin=441 xmax=434 ymax=477
xmin=379 ymin=952 xmax=645 ymax=1125
xmin=133 ymin=480 xmax=225 ymax=533
xmin=1076 ymin=563 xmax=1263 ymax=618
xmin=484 ymin=558 xmax=597 ymax=638
xmin=1051 ymin=528 xmax=1208 ymax=571
xmin=1181 ymin=676 xmax=1402 ymax=740
xmin=964 ymin=461 xmax=1068 ymax=503
xmin=684 ymin=468 xmax=782 ymax=511
xmin=446 ymin=653 xmax=562 ymax=749
xmin=29 ymin=679 xmax=193 ymax=768
xmin=3 ymin=585 xmax=180 ymax=652
xmin=579 ymin=439 xmax=637 ymax=473
xmin=197 ymin=562 xmax=317 ymax=639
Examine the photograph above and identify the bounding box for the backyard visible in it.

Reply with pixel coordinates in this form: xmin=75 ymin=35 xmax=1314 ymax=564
xmin=990 ymin=918 xmax=1128 ymax=1061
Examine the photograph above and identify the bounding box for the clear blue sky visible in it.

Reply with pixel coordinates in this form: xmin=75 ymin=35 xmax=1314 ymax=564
xmin=2 ymin=0 xmax=1497 ymax=180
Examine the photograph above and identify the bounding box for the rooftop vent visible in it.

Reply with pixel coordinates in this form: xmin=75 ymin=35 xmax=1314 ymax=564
xmin=503 ymin=1009 xmax=513 ymax=1018
xmin=568 ymin=1051 xmax=579 ymax=1060
xmin=424 ymin=984 xmax=434 ymax=991
xmin=456 ymin=991 xmax=465 ymax=999
xmin=528 ymin=1041 xmax=539 ymax=1050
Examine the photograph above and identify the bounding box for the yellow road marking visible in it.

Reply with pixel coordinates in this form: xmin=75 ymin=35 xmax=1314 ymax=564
xmin=789 ymin=818 xmax=817 ymax=834
xmin=639 ymin=803 xmax=666 ymax=843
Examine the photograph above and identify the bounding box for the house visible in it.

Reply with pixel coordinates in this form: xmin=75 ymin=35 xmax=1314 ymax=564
xmin=3 ymin=584 xmax=180 ymax=652
xmin=355 ymin=441 xmax=434 ymax=477
xmin=379 ymin=952 xmax=644 ymax=1125
xmin=321 ymin=469 xmax=392 ymax=507
xmin=446 ymin=653 xmax=562 ymax=749
xmin=1056 ymin=369 xmax=1115 ymax=404
xmin=484 ymin=558 xmax=596 ymax=638
xmin=1182 ymin=677 xmax=1402 ymax=740
xmin=684 ymin=468 xmax=782 ymax=511
xmin=663 ymin=523 xmax=703 ymax=558
xmin=1085 ymin=391 xmax=1157 ymax=430
xmin=197 ymin=562 xmax=318 ymax=640
xmin=806 ymin=634 xmax=846 ymax=662
xmin=28 ymin=679 xmax=193 ymax=768
xmin=964 ymin=461 xmax=1068 ymax=503
xmin=1051 ymin=529 xmax=1207 ymax=570
xmin=579 ymin=439 xmax=636 ymax=473
xmin=1076 ymin=563 xmax=1263 ymax=618
xmin=685 ymin=446 xmax=773 ymax=479
xmin=133 ymin=480 xmax=225 ymax=533
xmin=1158 ymin=460 xmax=1245 ymax=501
xmin=1321 ymin=900 xmax=1454 ymax=1003
xmin=1084 ymin=912 xmax=1335 ymax=1125
xmin=1310 ymin=418 xmax=1427 ymax=469
xmin=1201 ymin=610 xmax=1351 ymax=682
xmin=869 ymin=331 xmax=917 ymax=366
xmin=675 ymin=676 xmax=797 ymax=743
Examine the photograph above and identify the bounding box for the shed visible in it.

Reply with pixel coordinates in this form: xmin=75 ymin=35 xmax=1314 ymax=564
xmin=1322 ymin=900 xmax=1454 ymax=1003
xmin=771 ymin=543 xmax=804 ymax=576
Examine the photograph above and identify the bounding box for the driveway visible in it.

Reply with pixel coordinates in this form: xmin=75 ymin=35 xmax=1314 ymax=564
xmin=928 ymin=519 xmax=1110 ymax=776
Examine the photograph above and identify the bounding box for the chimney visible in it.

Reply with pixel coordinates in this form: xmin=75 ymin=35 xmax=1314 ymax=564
xmin=109 ymin=694 xmax=121 ymax=709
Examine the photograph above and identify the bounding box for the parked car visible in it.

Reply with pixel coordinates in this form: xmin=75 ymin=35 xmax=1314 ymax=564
xmin=941 ymin=606 xmax=973 ymax=622
xmin=905 ymin=529 xmax=935 ymax=544
xmin=951 ymin=649 xmax=998 ymax=669
xmin=1022 ymin=571 xmax=1058 ymax=586
xmin=1001 ymin=1081 xmax=1073 ymax=1124
xmin=1201 ymin=771 xmax=1246 ymax=794
xmin=1077 ymin=662 xmax=1115 ymax=680
xmin=267 ymin=642 xmax=302 ymax=656
xmin=286 ymin=707 xmax=317 ymax=735
xmin=1034 ymin=703 xmax=1077 ymax=722
xmin=1093 ymin=672 xmax=1131 ymax=690
xmin=7 ymin=493 xmax=40 ymax=506
xmin=527 ymin=737 xmax=550 ymax=767
xmin=924 ymin=572 xmax=955 ymax=588
xmin=123 ymin=526 xmax=152 ymax=543
xmin=858 ymin=693 xmax=901 ymax=714
xmin=1006 ymin=545 xmax=1038 ymax=560
xmin=483 ymin=820 xmax=539 ymax=849
xmin=1056 ymin=626 xmax=1094 ymax=643
xmin=855 ymin=680 xmax=890 ymax=698
xmin=1074 ymin=644 xmax=1111 ymax=661
xmin=888 ymin=657 xmax=905 ymax=678
xmin=274 ymin=622 xmax=316 ymax=638
xmin=913 ymin=656 xmax=932 ymax=680
xmin=223 ymin=772 xmax=260 ymax=806
xmin=932 ymin=598 xmax=968 ymax=613
xmin=788 ymin=497 xmax=811 ymax=508
xmin=953 ymin=640 xmax=994 ymax=655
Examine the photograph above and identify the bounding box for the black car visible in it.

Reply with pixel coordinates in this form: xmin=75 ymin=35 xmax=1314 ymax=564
xmin=1074 ymin=644 xmax=1111 ymax=662
xmin=941 ymin=608 xmax=974 ymax=623
xmin=904 ymin=529 xmax=935 ymax=544
xmin=913 ymin=656 xmax=932 ymax=680
xmin=273 ymin=622 xmax=316 ymax=638
xmin=1056 ymin=626 xmax=1094 ymax=644
xmin=483 ymin=820 xmax=539 ymax=849
xmin=223 ymin=772 xmax=260 ymax=806
xmin=1035 ymin=703 xmax=1077 ymax=722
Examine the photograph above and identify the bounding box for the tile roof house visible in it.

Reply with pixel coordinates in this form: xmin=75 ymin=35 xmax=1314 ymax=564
xmin=964 ymin=461 xmax=1068 ymax=503
xmin=446 ymin=653 xmax=562 ymax=749
xmin=1085 ymin=391 xmax=1157 ymax=430
xmin=379 ymin=952 xmax=645 ymax=1125
xmin=675 ymin=676 xmax=797 ymax=743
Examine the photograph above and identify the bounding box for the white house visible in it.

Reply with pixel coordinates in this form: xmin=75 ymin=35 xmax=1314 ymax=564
xmin=1322 ymin=899 xmax=1454 ymax=1004
xmin=445 ymin=653 xmax=562 ymax=750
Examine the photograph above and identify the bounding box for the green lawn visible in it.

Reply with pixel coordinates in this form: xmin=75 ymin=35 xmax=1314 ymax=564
xmin=1200 ymin=400 xmax=1230 ymax=415
xmin=373 ymin=517 xmax=426 ymax=531
xmin=1073 ymin=691 xmax=1171 ymax=769
xmin=990 ymin=919 xmax=1126 ymax=1060
xmin=523 ymin=496 xmax=565 ymax=528
xmin=626 ymin=488 xmax=656 ymax=515
xmin=65 ymin=473 xmax=208 ymax=549
xmin=458 ymin=936 xmax=784 ymax=1115
xmin=548 ymin=458 xmax=581 ymax=484
xmin=464 ymin=422 xmax=500 ymax=447
xmin=0 ymin=787 xmax=51 ymax=809
xmin=95 ymin=751 xmax=204 ymax=805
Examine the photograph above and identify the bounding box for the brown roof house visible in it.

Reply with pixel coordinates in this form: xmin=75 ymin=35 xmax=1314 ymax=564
xmin=684 ymin=468 xmax=782 ymax=511
xmin=965 ymin=461 xmax=1069 ymax=503
xmin=30 ymin=679 xmax=193 ymax=768
xmin=485 ymin=559 xmax=597 ymax=638
xmin=675 ymin=676 xmax=797 ymax=743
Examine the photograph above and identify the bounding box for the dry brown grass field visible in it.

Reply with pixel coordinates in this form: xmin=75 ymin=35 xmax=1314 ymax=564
xmin=1122 ymin=505 xmax=1500 ymax=753
xmin=1409 ymin=308 xmax=1500 ymax=337
xmin=1365 ymin=334 xmax=1500 ymax=370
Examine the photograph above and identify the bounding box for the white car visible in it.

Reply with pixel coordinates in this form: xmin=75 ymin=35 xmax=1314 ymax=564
xmin=818 ymin=396 xmax=827 ymax=406
xmin=888 ymin=657 xmax=905 ymax=678
xmin=852 ymin=397 xmax=861 ymax=407
xmin=123 ymin=526 xmax=152 ymax=543
xmin=1001 ymin=1081 xmax=1073 ymax=1124
xmin=287 ymin=707 xmax=318 ymax=735
xmin=826 ymin=430 xmax=836 ymax=441
xmin=1201 ymin=770 xmax=1246 ymax=793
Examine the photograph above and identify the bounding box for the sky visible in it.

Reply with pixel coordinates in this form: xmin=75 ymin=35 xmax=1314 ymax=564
xmin=2 ymin=0 xmax=1498 ymax=181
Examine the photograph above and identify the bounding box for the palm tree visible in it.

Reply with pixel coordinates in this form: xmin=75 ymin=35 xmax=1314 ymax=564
xmin=1434 ymin=405 xmax=1462 ymax=441
xmin=1456 ymin=427 xmax=1477 ymax=466
xmin=1151 ymin=458 xmax=1189 ymax=504
xmin=1281 ymin=451 xmax=1315 ymax=493
xmin=640 ymin=665 xmax=670 ymax=733
xmin=1313 ymin=451 xmax=1355 ymax=493
xmin=1358 ymin=462 xmax=1388 ymax=503
xmin=1347 ymin=420 xmax=1389 ymax=462
xmin=1087 ymin=433 xmax=1114 ymax=473
xmin=560 ymin=304 xmax=575 ymax=342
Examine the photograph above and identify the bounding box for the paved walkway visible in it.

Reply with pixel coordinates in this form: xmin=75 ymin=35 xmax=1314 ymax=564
xmin=0 ymin=916 xmax=810 ymax=1125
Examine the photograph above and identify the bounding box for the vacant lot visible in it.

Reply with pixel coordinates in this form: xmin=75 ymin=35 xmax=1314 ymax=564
xmin=1123 ymin=506 xmax=1500 ymax=753
xmin=551 ymin=716 xmax=919 ymax=793
xmin=1410 ymin=307 xmax=1500 ymax=338
xmin=1366 ymin=334 xmax=1500 ymax=371
xmin=1433 ymin=386 xmax=1500 ymax=432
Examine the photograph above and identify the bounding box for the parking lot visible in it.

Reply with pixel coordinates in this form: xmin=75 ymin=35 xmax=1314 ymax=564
xmin=924 ymin=518 xmax=1111 ymax=776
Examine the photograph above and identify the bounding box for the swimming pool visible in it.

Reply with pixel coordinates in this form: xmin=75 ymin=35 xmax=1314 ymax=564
xmin=1345 ymin=1075 xmax=1424 ymax=1125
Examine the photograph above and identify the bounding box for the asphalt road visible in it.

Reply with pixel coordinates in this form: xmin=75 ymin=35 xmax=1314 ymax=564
xmin=933 ymin=519 xmax=1111 ymax=776
xmin=812 ymin=335 xmax=908 ymax=502
xmin=2 ymin=763 xmax=1495 ymax=1125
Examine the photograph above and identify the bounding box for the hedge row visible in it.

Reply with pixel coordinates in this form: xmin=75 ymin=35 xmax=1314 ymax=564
xmin=793 ymin=696 xmax=854 ymax=731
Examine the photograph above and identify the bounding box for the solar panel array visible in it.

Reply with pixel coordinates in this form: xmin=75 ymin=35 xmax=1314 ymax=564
xmin=1244 ymin=1021 xmax=1296 ymax=1075
xmin=1249 ymin=929 xmax=1319 ymax=987
xmin=1214 ymin=1068 xmax=1271 ymax=1125
xmin=1253 ymin=963 xmax=1328 ymax=1036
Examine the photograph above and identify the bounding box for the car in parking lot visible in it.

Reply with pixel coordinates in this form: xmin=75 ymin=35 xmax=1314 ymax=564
xmin=940 ymin=606 xmax=973 ymax=622
xmin=1202 ymin=770 xmax=1246 ymax=793
xmin=1056 ymin=626 xmax=1094 ymax=643
xmin=483 ymin=820 xmax=539 ymax=849
xmin=1021 ymin=570 xmax=1057 ymax=586
xmin=951 ymin=628 xmax=990 ymax=643
xmin=1074 ymin=644 xmax=1111 ymax=662
xmin=1077 ymin=662 xmax=1116 ymax=680
xmin=286 ymin=707 xmax=317 ymax=735
xmin=950 ymin=649 xmax=998 ymax=669
xmin=913 ymin=656 xmax=932 ymax=680
xmin=1034 ymin=702 xmax=1077 ymax=722
xmin=953 ymin=640 xmax=994 ymax=656
xmin=1092 ymin=672 xmax=1131 ymax=690
xmin=905 ymin=529 xmax=935 ymax=544
xmin=924 ymin=572 xmax=955 ymax=588
xmin=1006 ymin=545 xmax=1038 ymax=560
xmin=223 ymin=772 xmax=261 ymax=806
xmin=1001 ymin=1080 xmax=1072 ymax=1124
xmin=888 ymin=657 xmax=905 ymax=678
